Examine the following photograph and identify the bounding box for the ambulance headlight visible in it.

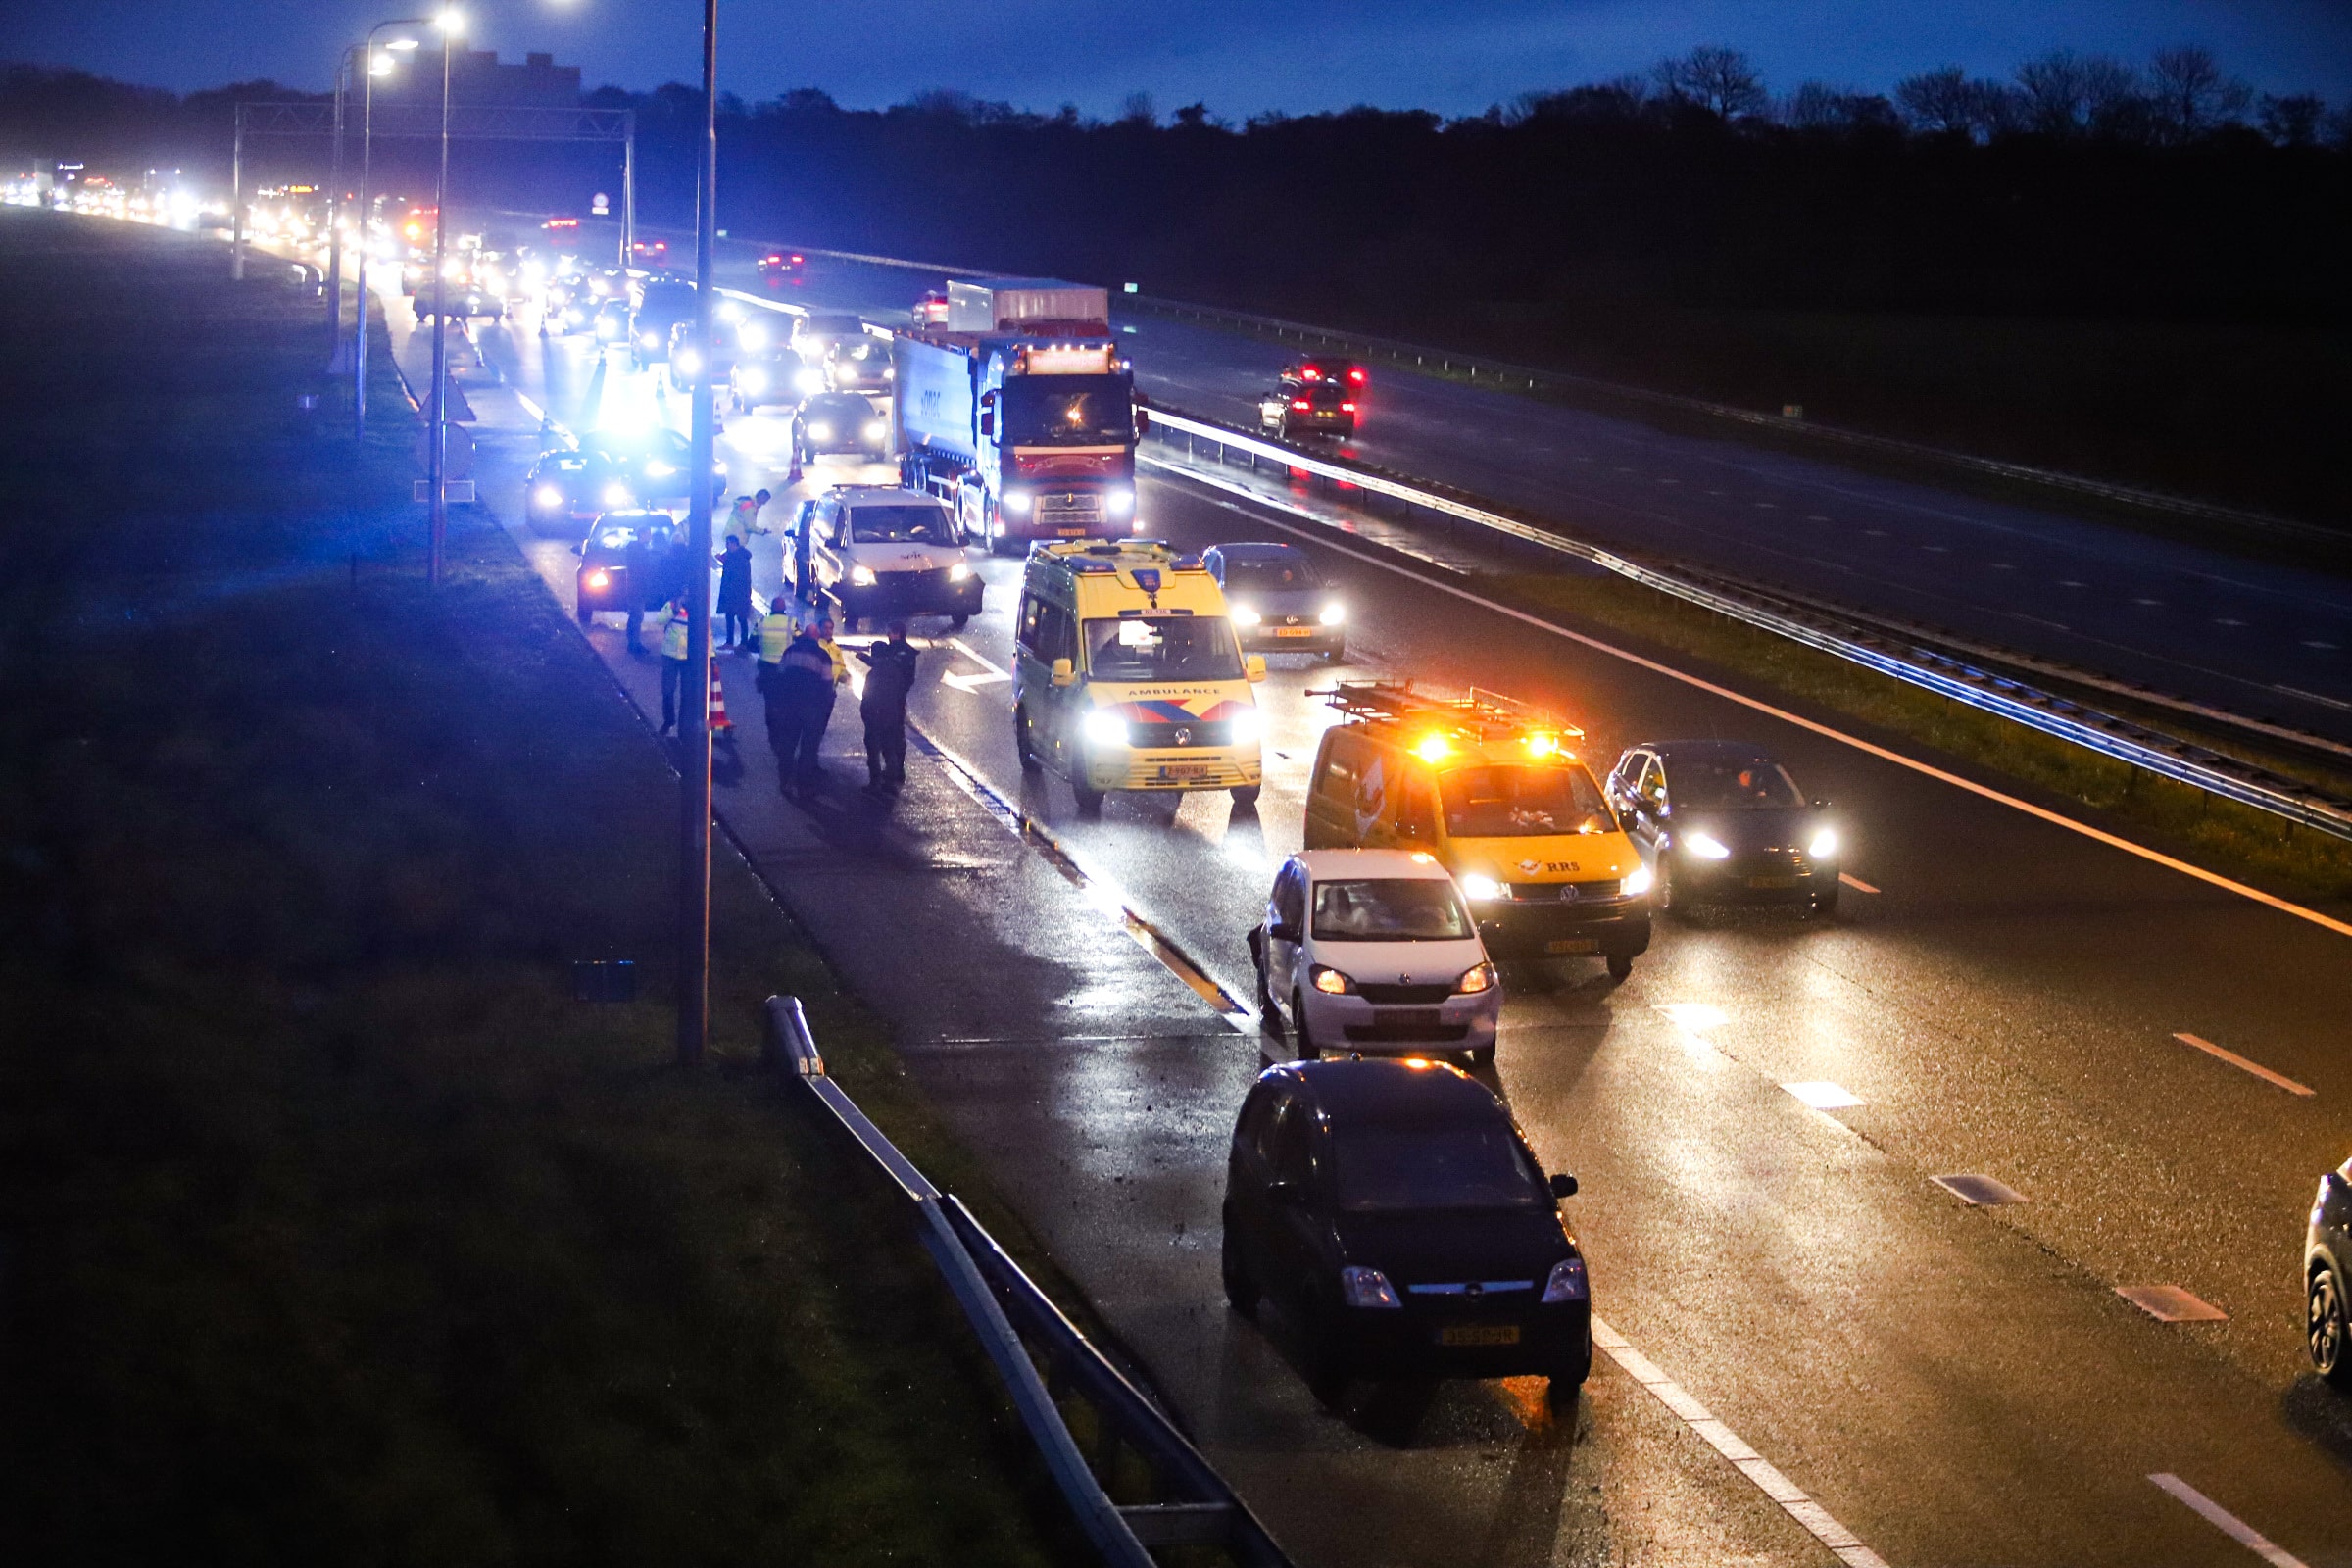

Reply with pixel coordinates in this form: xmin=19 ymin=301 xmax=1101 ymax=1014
xmin=1082 ymin=710 xmax=1130 ymax=749
xmin=1228 ymin=707 xmax=1261 ymax=745
xmin=1684 ymin=831 xmax=1732 ymax=860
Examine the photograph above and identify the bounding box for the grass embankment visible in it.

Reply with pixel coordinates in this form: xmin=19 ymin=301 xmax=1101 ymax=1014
xmin=0 ymin=209 xmax=1082 ymax=1564
xmin=1494 ymin=568 xmax=2352 ymax=904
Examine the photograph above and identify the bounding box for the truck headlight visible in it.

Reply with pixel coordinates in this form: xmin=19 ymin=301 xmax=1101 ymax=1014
xmin=1081 ymin=710 xmax=1130 ymax=749
xmin=1684 ymin=831 xmax=1731 ymax=860
xmin=1106 ymin=486 xmax=1135 ymax=517
xmin=737 ymin=367 xmax=766 ymax=394
xmin=1319 ymin=603 xmax=1346 ymax=625
xmin=1002 ymin=490 xmax=1032 ymax=515
xmin=533 ymin=482 xmax=564 ymax=510
xmin=1459 ymin=873 xmax=1503 ymax=902
xmin=1230 ymin=605 xmax=1260 ymax=627
xmin=1541 ymin=1257 xmax=1589 ymax=1303
xmin=1228 ymin=706 xmax=1261 ymax=745
xmin=1621 ymin=863 xmax=1654 ymax=897
xmin=848 ymin=564 xmax=877 ymax=586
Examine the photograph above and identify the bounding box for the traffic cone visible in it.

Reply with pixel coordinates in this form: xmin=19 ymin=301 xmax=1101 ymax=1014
xmin=708 ymin=660 xmax=733 ymax=733
xmin=786 ymin=453 xmax=804 ymax=487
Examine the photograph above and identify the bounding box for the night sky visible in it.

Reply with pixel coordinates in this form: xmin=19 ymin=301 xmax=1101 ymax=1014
xmin=14 ymin=0 xmax=2350 ymax=115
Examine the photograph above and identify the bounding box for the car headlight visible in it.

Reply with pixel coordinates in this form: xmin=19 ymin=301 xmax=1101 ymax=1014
xmin=644 ymin=461 xmax=677 ymax=478
xmin=1453 ymin=961 xmax=1497 ymax=996
xmin=1319 ymin=602 xmax=1346 ymax=625
xmin=639 ymin=330 xmax=659 ymax=347
xmin=1340 ymin=1266 xmax=1401 ymax=1310
xmin=738 ymin=323 xmax=767 ymax=352
xmin=532 ymin=482 xmax=564 ymax=510
xmin=808 ymin=421 xmax=833 ymax=441
xmin=1081 ymin=709 xmax=1130 ymax=748
xmin=1621 ymin=863 xmax=1654 ymax=897
xmin=676 ymin=350 xmax=701 ymax=374
xmin=1309 ymin=963 xmax=1355 ymax=995
xmin=1001 ymin=490 xmax=1032 ymax=515
xmin=603 ymin=482 xmax=631 ymax=507
xmin=1808 ymin=827 xmax=1839 ymax=858
xmin=1227 ymin=706 xmax=1262 ymax=746
xmin=1230 ymin=605 xmax=1261 ymax=627
xmin=1541 ymin=1256 xmax=1589 ymax=1303
xmin=737 ymin=367 xmax=766 ymax=394
xmin=949 ymin=562 xmax=973 ymax=582
xmin=848 ymin=564 xmax=877 ymax=586
xmin=884 ymin=366 xmax=897 ymax=379
xmin=863 ymin=419 xmax=887 ymax=440
xmin=1459 ymin=873 xmax=1503 ymax=902
xmin=791 ymin=368 xmax=822 ymax=394
xmin=586 ymin=569 xmax=610 ymax=589
xmin=1683 ymin=831 xmax=1731 ymax=860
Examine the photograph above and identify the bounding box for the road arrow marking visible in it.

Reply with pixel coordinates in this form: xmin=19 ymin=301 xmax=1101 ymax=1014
xmin=941 ymin=638 xmax=1012 ymax=693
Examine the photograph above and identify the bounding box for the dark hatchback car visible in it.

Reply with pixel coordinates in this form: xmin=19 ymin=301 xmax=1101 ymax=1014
xmin=1222 ymin=1058 xmax=1592 ymax=1403
xmin=573 ymin=511 xmax=676 ymax=624
xmin=1260 ymin=380 xmax=1356 ymax=441
xmin=1204 ymin=541 xmax=1346 ymax=659
xmin=826 ymin=335 xmax=895 ymax=395
xmin=795 ymin=391 xmax=890 ymax=461
xmin=1283 ymin=355 xmax=1367 ymax=391
xmin=2311 ymin=1154 xmax=2352 ymax=1387
xmin=729 ymin=346 xmax=808 ymax=413
xmin=757 ymin=249 xmax=807 ymax=288
xmin=1605 ymin=740 xmax=1842 ymax=915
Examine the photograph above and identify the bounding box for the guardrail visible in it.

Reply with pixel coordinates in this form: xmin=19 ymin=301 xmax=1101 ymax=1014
xmin=1128 ymin=297 xmax=2334 ymax=546
xmin=762 ymin=997 xmax=1293 ymax=1568
xmin=1141 ymin=407 xmax=2352 ymax=841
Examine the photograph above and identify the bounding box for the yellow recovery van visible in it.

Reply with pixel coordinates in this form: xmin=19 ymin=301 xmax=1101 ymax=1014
xmin=1012 ymin=540 xmax=1266 ymax=814
xmin=1302 ymin=682 xmax=1652 ymax=978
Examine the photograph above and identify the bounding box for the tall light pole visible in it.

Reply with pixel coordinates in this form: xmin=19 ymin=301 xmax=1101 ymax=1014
xmin=678 ymin=0 xmax=719 ymax=1068
xmin=326 ymin=45 xmax=357 ymax=366
xmin=354 ymin=26 xmax=424 ymax=440
xmin=427 ymin=6 xmax=465 ymax=588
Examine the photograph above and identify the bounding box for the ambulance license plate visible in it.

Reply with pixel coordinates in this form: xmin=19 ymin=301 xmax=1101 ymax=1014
xmin=1748 ymin=875 xmax=1799 ymax=889
xmin=1156 ymin=763 xmax=1212 ymax=781
xmin=1274 ymin=626 xmax=1315 ymax=637
xmin=1545 ymin=938 xmax=1597 ymax=955
xmin=1440 ymin=1324 xmax=1520 ymax=1347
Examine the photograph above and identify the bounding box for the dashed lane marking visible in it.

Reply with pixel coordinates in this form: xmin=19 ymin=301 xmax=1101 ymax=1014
xmin=1783 ymin=1081 xmax=1863 ymax=1110
xmin=1838 ymin=872 xmax=1881 ymax=893
xmin=2118 ymin=1285 xmax=2228 ymax=1323
xmin=2147 ymin=1473 xmax=2310 ymax=1568
xmin=1161 ymin=476 xmax=2352 ymax=943
xmin=1592 ymin=1318 xmax=1891 ymax=1568
xmin=2172 ymin=1032 xmax=2315 ymax=1097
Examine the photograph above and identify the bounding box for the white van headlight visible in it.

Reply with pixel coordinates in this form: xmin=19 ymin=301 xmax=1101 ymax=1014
xmin=949 ymin=562 xmax=973 ymax=582
xmin=1459 ymin=873 xmax=1503 ymax=902
xmin=848 ymin=564 xmax=877 ymax=586
xmin=1082 ymin=710 xmax=1130 ymax=748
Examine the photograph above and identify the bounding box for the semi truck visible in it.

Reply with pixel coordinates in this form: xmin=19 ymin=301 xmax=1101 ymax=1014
xmin=893 ymin=279 xmax=1141 ymax=555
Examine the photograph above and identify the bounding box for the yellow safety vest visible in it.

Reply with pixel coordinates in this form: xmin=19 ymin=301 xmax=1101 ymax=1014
xmin=819 ymin=637 xmax=847 ymax=685
xmin=758 ymin=610 xmax=795 ymax=662
xmin=661 ymin=610 xmax=690 ymax=660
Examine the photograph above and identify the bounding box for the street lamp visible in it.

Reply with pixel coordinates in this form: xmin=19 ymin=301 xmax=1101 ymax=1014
xmin=352 ymin=24 xmax=427 ymax=440
xmin=678 ymin=0 xmax=719 ymax=1067
xmin=426 ymin=5 xmax=466 ymax=588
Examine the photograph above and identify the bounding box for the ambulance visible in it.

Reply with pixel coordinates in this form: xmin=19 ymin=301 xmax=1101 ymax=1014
xmin=1011 ymin=540 xmax=1266 ymax=814
xmin=1302 ymin=682 xmax=1652 ymax=978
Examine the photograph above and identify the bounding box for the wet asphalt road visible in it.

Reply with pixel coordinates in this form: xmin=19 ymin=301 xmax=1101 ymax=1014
xmin=388 ymin=270 xmax=2352 ymax=1567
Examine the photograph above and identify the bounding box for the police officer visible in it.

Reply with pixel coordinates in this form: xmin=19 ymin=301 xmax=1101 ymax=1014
xmin=657 ymin=596 xmax=692 ymax=735
xmin=858 ymin=621 xmax=920 ymax=791
xmin=758 ymin=620 xmax=834 ymax=797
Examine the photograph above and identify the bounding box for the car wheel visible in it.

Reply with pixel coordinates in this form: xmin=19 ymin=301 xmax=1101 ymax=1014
xmin=576 ymin=602 xmax=593 ymax=625
xmin=1469 ymin=1044 xmax=1496 ymax=1067
xmin=1220 ymin=1210 xmax=1259 ymax=1317
xmin=1300 ymin=1301 xmax=1350 ymax=1405
xmin=2312 ymin=1264 xmax=2350 ymax=1385
xmin=950 ymin=613 xmax=970 ymax=631
xmin=1547 ymin=1350 xmax=1591 ymax=1408
xmin=1606 ymin=954 xmax=1634 ymax=983
xmin=1292 ymin=992 xmax=1321 ymax=1060
xmin=1013 ymin=706 xmax=1042 ymax=773
xmin=1073 ymin=782 xmax=1105 ymax=816
xmin=1813 ymin=882 xmax=1841 ymax=919
xmin=1231 ymin=784 xmax=1261 ymax=807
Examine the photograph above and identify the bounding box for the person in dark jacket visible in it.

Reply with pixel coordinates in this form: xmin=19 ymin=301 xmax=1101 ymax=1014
xmin=622 ymin=528 xmax=657 ymax=652
xmin=716 ymin=536 xmax=754 ymax=651
xmin=757 ymin=625 xmax=834 ymax=797
xmin=857 ymin=621 xmax=920 ymax=791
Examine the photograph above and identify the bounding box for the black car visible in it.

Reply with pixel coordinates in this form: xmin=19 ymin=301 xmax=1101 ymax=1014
xmin=1283 ymin=355 xmax=1367 ymax=392
xmin=1260 ymin=381 xmax=1356 ymax=441
xmin=1604 ymin=740 xmax=1842 ymax=915
xmin=524 ymin=446 xmax=613 ymax=536
xmin=413 ymin=278 xmax=503 ymax=321
xmin=729 ymin=347 xmax=809 ymax=413
xmin=825 ymin=335 xmax=895 ymax=395
xmin=757 ymin=249 xmax=807 ymax=289
xmin=629 ymin=279 xmax=698 ymax=368
xmin=592 ymin=297 xmax=631 ymax=346
xmin=573 ymin=511 xmax=676 ymax=624
xmin=1221 ymin=1058 xmax=1592 ymax=1403
xmin=795 ymin=391 xmax=890 ymax=461
xmin=2311 ymin=1153 xmax=2352 ymax=1387
xmin=665 ymin=319 xmax=736 ymax=391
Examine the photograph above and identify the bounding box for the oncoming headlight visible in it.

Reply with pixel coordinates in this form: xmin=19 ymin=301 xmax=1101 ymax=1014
xmin=808 ymin=422 xmax=833 ymax=441
xmin=1228 ymin=706 xmax=1261 ymax=745
xmin=1621 ymin=863 xmax=1654 ymax=898
xmin=643 ymin=461 xmax=678 ymax=478
xmin=737 ymin=367 xmax=767 ymax=394
xmin=1453 ymin=961 xmax=1496 ymax=996
xmin=1459 ymin=873 xmax=1503 ymax=903
xmin=862 ymin=419 xmax=887 ymax=440
xmin=1808 ymin=827 xmax=1839 ymax=858
xmin=532 ymin=482 xmax=564 ymax=510
xmin=1105 ymin=486 xmax=1135 ymax=517
xmin=1230 ymin=605 xmax=1261 ymax=627
xmin=949 ymin=562 xmax=973 ymax=581
xmin=848 ymin=564 xmax=877 ymax=586
xmin=1319 ymin=602 xmax=1346 ymax=626
xmin=1081 ymin=709 xmax=1130 ymax=749
xmin=795 ymin=367 xmax=825 ymax=394
xmin=1684 ymin=831 xmax=1732 ymax=860
xmin=603 ymin=482 xmax=631 ymax=507
xmin=1001 ymin=490 xmax=1033 ymax=515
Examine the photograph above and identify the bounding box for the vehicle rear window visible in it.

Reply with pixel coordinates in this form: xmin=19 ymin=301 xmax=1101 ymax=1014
xmin=1670 ymin=759 xmax=1806 ymax=810
xmin=1222 ymin=557 xmax=1320 ymax=593
xmin=1311 ymin=879 xmax=1472 ymax=942
xmin=1440 ymin=764 xmax=1613 ymax=839
xmin=1081 ymin=615 xmax=1243 ymax=681
xmin=850 ymin=505 xmax=950 ymax=543
xmin=1333 ymin=1122 xmax=1543 ymax=1211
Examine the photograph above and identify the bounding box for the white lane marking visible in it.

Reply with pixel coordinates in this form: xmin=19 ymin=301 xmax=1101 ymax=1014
xmin=1930 ymin=1173 xmax=2027 ymax=1206
xmin=2117 ymin=1285 xmax=2229 ymax=1322
xmin=1838 ymin=872 xmax=1881 ymax=894
xmin=2171 ymin=1032 xmax=2315 ymax=1097
xmin=940 ymin=637 xmax=1013 ymax=692
xmin=1655 ymin=1003 xmax=1728 ymax=1033
xmin=2148 ymin=1473 xmax=2312 ymax=1567
xmin=1159 ymin=477 xmax=2352 ymax=943
xmin=1783 ymin=1081 xmax=1863 ymax=1109
xmin=2276 ymin=684 xmax=2352 ymax=713
xmin=514 ymin=390 xmax=545 ymax=423
xmin=2305 ymin=640 xmax=2339 ymax=651
xmin=1592 ymin=1317 xmax=1890 ymax=1568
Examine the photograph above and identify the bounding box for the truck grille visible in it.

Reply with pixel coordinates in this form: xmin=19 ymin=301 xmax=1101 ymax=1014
xmin=1035 ymin=491 xmax=1102 ymax=526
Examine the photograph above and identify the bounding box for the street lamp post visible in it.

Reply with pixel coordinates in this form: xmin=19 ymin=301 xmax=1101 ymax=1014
xmin=326 ymin=45 xmax=355 ymax=366
xmin=427 ymin=7 xmax=463 ymax=588
xmin=678 ymin=0 xmax=719 ymax=1067
xmin=354 ymin=24 xmax=425 ymax=440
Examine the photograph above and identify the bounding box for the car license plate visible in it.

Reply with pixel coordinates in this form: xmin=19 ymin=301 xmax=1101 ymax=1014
xmin=1748 ymin=875 xmax=1799 ymax=889
xmin=1274 ymin=626 xmax=1314 ymax=637
xmin=1374 ymin=1009 xmax=1443 ymax=1032
xmin=1545 ymin=938 xmax=1597 ymax=955
xmin=1440 ymin=1324 xmax=1520 ymax=1347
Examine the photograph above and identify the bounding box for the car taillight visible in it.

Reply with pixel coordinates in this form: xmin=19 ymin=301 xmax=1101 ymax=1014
xmin=764 ymin=254 xmax=780 ymax=263
xmin=1348 ymin=368 xmax=1365 ymax=383
xmin=1300 ymin=367 xmax=1320 ymax=379
xmin=1341 ymin=402 xmax=1356 ymax=412
xmin=789 ymin=254 xmax=803 ymax=264
xmin=1292 ymin=399 xmax=1310 ymax=411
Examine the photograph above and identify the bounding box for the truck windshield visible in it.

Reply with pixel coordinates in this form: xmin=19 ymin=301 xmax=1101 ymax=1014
xmin=1082 ymin=615 xmax=1242 ymax=681
xmin=1004 ymin=376 xmax=1133 ymax=447
xmin=1440 ymin=764 xmax=1614 ymax=838
xmin=849 ymin=505 xmax=952 ymax=544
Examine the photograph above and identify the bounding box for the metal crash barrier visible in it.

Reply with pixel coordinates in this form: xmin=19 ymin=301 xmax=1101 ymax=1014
xmin=761 ymin=997 xmax=1293 ymax=1568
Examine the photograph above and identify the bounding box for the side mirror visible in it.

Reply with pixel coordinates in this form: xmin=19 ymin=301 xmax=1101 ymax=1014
xmin=1050 ymin=657 xmax=1076 ymax=688
xmin=1245 ymin=654 xmax=1267 ymax=684
xmin=570 ymin=543 xmax=584 ymax=556
xmin=1549 ymin=1173 xmax=1579 ymax=1200
xmin=978 ymin=411 xmax=995 ymax=438
xmin=1267 ymin=919 xmax=1299 ymax=945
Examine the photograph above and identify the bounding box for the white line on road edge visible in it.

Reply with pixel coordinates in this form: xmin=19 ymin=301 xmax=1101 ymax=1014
xmin=1160 ymin=471 xmax=2352 ymax=943
xmin=2147 ymin=1474 xmax=2311 ymax=1568
xmin=1592 ymin=1317 xmax=1890 ymax=1568
xmin=2172 ymin=1032 xmax=2317 ymax=1097
xmin=1838 ymin=872 xmax=1881 ymax=894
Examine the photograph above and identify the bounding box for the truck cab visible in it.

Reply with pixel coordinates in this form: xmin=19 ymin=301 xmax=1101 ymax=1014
xmin=1011 ymin=540 xmax=1266 ymax=815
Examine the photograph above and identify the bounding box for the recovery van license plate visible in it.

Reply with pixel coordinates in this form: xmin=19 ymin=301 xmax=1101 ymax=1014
xmin=1545 ymin=938 xmax=1597 ymax=955
xmin=1440 ymin=1324 xmax=1520 ymax=1347
xmin=1748 ymin=875 xmax=1799 ymax=889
